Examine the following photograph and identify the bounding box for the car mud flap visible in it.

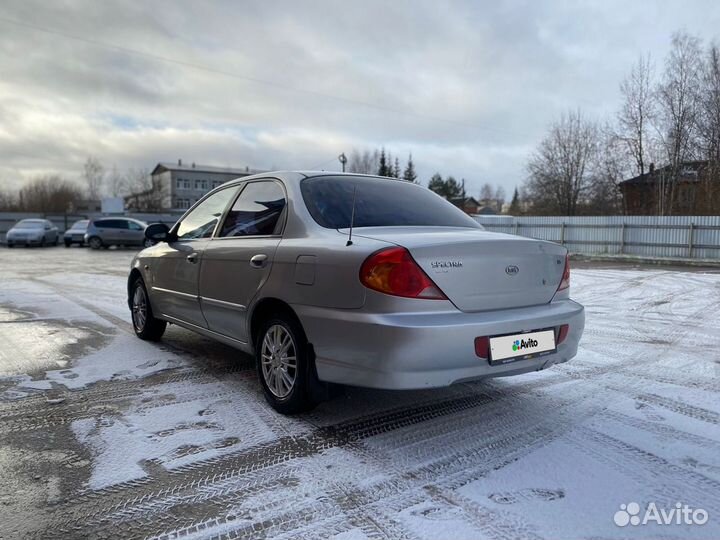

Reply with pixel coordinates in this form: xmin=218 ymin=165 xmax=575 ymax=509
xmin=306 ymin=344 xmax=336 ymax=402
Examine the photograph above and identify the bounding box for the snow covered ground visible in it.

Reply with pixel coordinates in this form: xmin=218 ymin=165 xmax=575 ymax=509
xmin=0 ymin=247 xmax=719 ymax=539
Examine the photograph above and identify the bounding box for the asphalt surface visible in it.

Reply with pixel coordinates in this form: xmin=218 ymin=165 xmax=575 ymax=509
xmin=1 ymin=246 xmax=719 ymax=539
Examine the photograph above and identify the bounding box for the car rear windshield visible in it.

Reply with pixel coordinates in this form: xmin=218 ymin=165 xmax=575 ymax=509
xmin=300 ymin=176 xmax=481 ymax=229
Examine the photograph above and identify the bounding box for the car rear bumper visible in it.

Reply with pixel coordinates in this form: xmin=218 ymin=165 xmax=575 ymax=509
xmin=293 ymin=299 xmax=585 ymax=390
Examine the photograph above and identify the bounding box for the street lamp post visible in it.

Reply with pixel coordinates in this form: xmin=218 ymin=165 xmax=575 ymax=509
xmin=338 ymin=153 xmax=347 ymax=172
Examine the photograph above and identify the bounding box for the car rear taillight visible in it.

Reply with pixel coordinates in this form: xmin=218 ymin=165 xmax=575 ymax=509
xmin=557 ymin=254 xmax=570 ymax=291
xmin=359 ymin=247 xmax=447 ymax=300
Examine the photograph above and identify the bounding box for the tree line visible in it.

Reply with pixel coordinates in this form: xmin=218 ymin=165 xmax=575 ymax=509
xmin=520 ymin=30 xmax=720 ymax=216
xmin=0 ymin=158 xmax=154 ymax=213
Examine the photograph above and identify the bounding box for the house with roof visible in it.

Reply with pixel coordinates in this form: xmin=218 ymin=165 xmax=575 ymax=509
xmin=619 ymin=160 xmax=720 ymax=215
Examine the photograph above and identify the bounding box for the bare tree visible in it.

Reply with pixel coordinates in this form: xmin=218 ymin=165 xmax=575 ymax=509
xmin=479 ymin=183 xmax=494 ymax=201
xmin=81 ymin=156 xmax=105 ymax=200
xmin=347 ymin=149 xmax=379 ymax=174
xmin=107 ymin=165 xmax=128 ymax=197
xmin=655 ymin=32 xmax=703 ymax=215
xmin=124 ymin=168 xmax=164 ymax=211
xmin=494 ymin=186 xmax=506 ymax=212
xmin=17 ymin=176 xmax=82 ymax=213
xmin=525 ymin=110 xmax=599 ymax=215
xmin=618 ymin=54 xmax=655 ymax=177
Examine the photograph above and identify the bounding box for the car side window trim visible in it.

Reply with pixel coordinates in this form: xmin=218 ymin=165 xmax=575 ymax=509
xmin=211 ymin=178 xmax=288 ymax=240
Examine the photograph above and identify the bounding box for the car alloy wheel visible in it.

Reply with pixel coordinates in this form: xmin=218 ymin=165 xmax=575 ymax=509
xmin=131 ymin=285 xmax=148 ymax=332
xmin=89 ymin=237 xmax=102 ymax=250
xmin=260 ymin=324 xmax=298 ymax=399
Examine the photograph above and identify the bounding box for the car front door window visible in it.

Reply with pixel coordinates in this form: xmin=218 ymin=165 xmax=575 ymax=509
xmin=176 ymin=187 xmax=239 ymax=240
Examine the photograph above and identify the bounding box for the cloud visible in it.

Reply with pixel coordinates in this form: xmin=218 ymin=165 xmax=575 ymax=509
xmin=1 ymin=0 xmax=719 ymax=195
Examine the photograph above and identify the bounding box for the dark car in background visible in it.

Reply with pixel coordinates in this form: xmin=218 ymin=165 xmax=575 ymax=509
xmin=63 ymin=219 xmax=89 ymax=247
xmin=6 ymin=219 xmax=59 ymax=247
xmin=85 ymin=217 xmax=152 ymax=249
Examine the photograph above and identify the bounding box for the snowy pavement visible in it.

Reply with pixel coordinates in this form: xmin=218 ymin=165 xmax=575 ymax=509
xmin=0 ymin=247 xmax=719 ymax=539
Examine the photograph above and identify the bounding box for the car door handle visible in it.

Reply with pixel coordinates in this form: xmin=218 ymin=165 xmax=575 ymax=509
xmin=186 ymin=253 xmax=199 ymax=264
xmin=250 ymin=254 xmax=268 ymax=268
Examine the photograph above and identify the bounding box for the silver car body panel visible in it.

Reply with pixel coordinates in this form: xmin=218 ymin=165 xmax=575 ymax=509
xmin=130 ymin=171 xmax=585 ymax=390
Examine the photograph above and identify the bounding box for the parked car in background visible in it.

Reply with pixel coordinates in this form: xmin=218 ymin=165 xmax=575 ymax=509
xmin=127 ymin=171 xmax=585 ymax=415
xmin=63 ymin=219 xmax=89 ymax=247
xmin=85 ymin=217 xmax=152 ymax=250
xmin=6 ymin=219 xmax=59 ymax=247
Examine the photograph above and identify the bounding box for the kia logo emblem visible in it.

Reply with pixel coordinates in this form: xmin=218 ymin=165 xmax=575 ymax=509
xmin=505 ymin=265 xmax=519 ymax=276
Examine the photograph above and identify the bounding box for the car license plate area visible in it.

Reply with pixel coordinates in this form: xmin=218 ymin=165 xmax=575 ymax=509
xmin=489 ymin=329 xmax=556 ymax=365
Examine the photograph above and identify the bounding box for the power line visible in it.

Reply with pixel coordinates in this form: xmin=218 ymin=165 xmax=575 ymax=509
xmin=0 ymin=16 xmax=502 ymax=134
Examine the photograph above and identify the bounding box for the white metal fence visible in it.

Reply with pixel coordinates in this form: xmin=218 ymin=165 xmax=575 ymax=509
xmin=3 ymin=211 xmax=719 ymax=261
xmin=473 ymin=215 xmax=720 ymax=260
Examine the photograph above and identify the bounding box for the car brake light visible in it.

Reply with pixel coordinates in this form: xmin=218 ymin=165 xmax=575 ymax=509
xmin=557 ymin=254 xmax=570 ymax=291
xmin=359 ymin=247 xmax=447 ymax=300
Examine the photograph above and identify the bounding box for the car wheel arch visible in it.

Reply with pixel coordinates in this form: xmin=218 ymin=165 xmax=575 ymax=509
xmin=127 ymin=268 xmax=143 ymax=309
xmin=250 ymin=298 xmax=306 ymax=352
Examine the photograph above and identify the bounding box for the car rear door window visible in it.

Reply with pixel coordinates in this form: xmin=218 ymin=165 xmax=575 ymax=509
xmin=175 ymin=187 xmax=239 ymax=240
xmin=219 ymin=181 xmax=286 ymax=237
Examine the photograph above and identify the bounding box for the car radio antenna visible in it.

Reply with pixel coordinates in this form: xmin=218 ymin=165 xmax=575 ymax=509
xmin=346 ymin=184 xmax=357 ymax=247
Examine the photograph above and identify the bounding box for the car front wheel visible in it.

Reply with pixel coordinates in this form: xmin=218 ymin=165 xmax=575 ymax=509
xmin=88 ymin=236 xmax=103 ymax=250
xmin=130 ymin=278 xmax=166 ymax=341
xmin=256 ymin=316 xmax=316 ymax=414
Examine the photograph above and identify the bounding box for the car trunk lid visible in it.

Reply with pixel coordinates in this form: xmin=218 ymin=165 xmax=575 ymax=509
xmin=347 ymin=227 xmax=567 ymax=312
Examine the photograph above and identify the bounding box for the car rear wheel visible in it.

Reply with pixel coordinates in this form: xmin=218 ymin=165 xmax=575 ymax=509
xmin=256 ymin=316 xmax=316 ymax=414
xmin=130 ymin=278 xmax=166 ymax=341
xmin=88 ymin=236 xmax=103 ymax=250
xmin=64 ymin=240 xmax=71 ymax=247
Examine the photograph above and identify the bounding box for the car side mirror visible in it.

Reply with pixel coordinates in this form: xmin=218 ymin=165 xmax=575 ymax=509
xmin=145 ymin=223 xmax=173 ymax=243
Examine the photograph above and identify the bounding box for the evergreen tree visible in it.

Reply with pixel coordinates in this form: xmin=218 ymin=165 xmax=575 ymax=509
xmin=402 ymin=154 xmax=418 ymax=183
xmin=394 ymin=157 xmax=400 ymax=178
xmin=445 ymin=176 xmax=462 ymax=199
xmin=509 ymin=187 xmax=521 ymax=215
xmin=377 ymin=148 xmax=390 ymax=177
xmin=428 ymin=173 xmax=446 ymax=196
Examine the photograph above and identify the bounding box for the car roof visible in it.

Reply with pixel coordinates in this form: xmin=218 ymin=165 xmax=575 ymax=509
xmin=94 ymin=217 xmax=145 ymax=224
xmin=222 ymin=170 xmax=409 ymax=187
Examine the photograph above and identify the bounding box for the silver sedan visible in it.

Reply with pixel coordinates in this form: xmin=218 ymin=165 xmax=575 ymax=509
xmin=128 ymin=172 xmax=585 ymax=414
xmin=6 ymin=218 xmax=59 ymax=247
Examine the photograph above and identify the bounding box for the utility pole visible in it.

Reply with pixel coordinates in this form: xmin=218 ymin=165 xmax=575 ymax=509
xmin=338 ymin=153 xmax=347 ymax=172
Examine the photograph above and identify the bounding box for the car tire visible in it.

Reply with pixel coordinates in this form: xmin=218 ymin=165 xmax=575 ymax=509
xmin=40 ymin=237 xmax=45 ymax=247
xmin=7 ymin=244 xmax=13 ymax=248
xmin=130 ymin=277 xmax=166 ymax=341
xmin=54 ymin=237 xmax=59 ymax=246
xmin=256 ymin=315 xmax=317 ymax=415
xmin=88 ymin=236 xmax=103 ymax=250
xmin=143 ymin=238 xmax=154 ymax=248
xmin=64 ymin=241 xmax=71 ymax=247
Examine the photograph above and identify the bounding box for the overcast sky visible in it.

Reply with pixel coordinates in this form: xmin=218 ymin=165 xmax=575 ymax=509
xmin=1 ymin=0 xmax=720 ymax=197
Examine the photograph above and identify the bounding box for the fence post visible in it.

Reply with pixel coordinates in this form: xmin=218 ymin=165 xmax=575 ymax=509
xmin=560 ymin=222 xmax=565 ymax=246
xmin=688 ymin=222 xmax=695 ymax=259
xmin=620 ymin=222 xmax=625 ymax=254
xmin=513 ymin=221 xmax=518 ymax=236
